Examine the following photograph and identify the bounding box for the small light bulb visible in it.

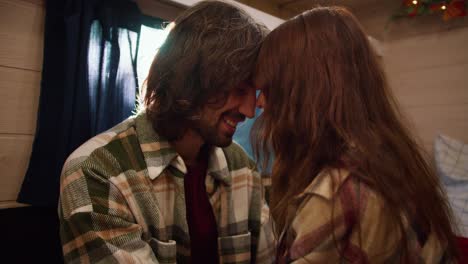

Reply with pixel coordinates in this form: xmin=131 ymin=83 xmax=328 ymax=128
xmin=441 ymin=5 xmax=446 ymax=10
xmin=412 ymin=0 xmax=418 ymax=4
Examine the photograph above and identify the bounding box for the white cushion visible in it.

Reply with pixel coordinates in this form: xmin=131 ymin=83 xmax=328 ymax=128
xmin=434 ymin=134 xmax=468 ymax=236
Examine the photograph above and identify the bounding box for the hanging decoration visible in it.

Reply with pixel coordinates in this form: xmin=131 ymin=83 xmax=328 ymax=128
xmin=393 ymin=0 xmax=467 ymax=20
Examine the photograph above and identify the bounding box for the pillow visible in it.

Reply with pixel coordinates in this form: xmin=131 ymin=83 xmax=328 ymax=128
xmin=434 ymin=134 xmax=468 ymax=237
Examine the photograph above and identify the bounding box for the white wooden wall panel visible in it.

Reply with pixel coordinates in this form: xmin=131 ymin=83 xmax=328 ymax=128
xmin=384 ymin=27 xmax=468 ymax=74
xmin=0 ymin=0 xmax=44 ymax=208
xmin=0 ymin=135 xmax=33 ymax=202
xmin=402 ymin=104 xmax=468 ymax=145
xmin=0 ymin=0 xmax=44 ymax=71
xmin=389 ymin=63 xmax=468 ymax=107
xmin=381 ymin=26 xmax=468 ymax=154
xmin=0 ymin=66 xmax=40 ymax=135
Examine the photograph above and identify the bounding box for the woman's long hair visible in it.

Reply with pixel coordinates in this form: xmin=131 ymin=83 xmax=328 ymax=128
xmin=252 ymin=6 xmax=458 ymax=260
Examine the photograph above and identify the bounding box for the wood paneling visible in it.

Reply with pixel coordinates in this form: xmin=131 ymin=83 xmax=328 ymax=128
xmin=384 ymin=13 xmax=468 ymax=42
xmin=244 ymin=0 xmax=383 ymax=19
xmin=19 ymin=0 xmax=44 ymax=5
xmin=0 ymin=0 xmax=44 ymax=208
xmin=0 ymin=135 xmax=34 ymax=202
xmin=389 ymin=63 xmax=468 ymax=107
xmin=135 ymin=0 xmax=185 ymax=21
xmin=0 ymin=201 xmax=29 ymax=209
xmin=0 ymin=66 xmax=40 ymax=135
xmin=0 ymin=0 xmax=45 ymax=71
xmin=351 ymin=1 xmax=400 ymax=40
xmin=236 ymin=0 xmax=294 ymax=19
xmin=384 ymin=27 xmax=468 ymax=74
xmin=273 ymin=0 xmax=380 ymax=8
xmin=402 ymin=104 xmax=468 ymax=146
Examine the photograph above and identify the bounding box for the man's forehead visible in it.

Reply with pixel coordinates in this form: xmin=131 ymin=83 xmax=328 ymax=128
xmin=250 ymin=74 xmax=264 ymax=90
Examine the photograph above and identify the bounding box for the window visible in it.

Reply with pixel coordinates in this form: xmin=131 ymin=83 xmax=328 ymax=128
xmin=136 ymin=25 xmax=170 ymax=90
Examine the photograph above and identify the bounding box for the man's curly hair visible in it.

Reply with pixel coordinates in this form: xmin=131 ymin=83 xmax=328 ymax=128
xmin=144 ymin=0 xmax=269 ymax=141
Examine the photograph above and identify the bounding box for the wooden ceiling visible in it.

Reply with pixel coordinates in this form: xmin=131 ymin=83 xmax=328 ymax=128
xmin=139 ymin=0 xmax=468 ymax=42
xmin=235 ymin=0 xmax=383 ymax=19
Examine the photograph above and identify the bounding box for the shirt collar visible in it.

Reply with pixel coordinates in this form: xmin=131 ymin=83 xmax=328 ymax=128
xmin=135 ymin=113 xmax=231 ymax=185
xmin=294 ymin=168 xmax=351 ymax=201
xmin=206 ymin=147 xmax=232 ymax=185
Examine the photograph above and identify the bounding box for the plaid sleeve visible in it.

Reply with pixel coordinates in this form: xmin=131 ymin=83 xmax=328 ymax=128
xmin=288 ymin=176 xmax=448 ymax=263
xmin=286 ymin=177 xmax=392 ymax=263
xmin=253 ymin=203 xmax=276 ymax=264
xmin=283 ymin=179 xmax=363 ymax=263
xmin=59 ymin=155 xmax=159 ymax=263
xmin=250 ymin=170 xmax=276 ymax=264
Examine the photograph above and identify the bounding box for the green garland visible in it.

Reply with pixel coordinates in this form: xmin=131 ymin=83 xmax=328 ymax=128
xmin=393 ymin=0 xmax=467 ymax=20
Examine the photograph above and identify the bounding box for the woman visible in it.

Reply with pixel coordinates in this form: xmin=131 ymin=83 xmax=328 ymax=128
xmin=252 ymin=6 xmax=459 ymax=263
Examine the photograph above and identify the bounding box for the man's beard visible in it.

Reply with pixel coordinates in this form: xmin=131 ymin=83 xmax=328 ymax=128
xmin=192 ymin=117 xmax=233 ymax=148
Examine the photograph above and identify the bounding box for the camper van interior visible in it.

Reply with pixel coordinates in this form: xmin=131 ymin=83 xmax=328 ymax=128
xmin=1 ymin=0 xmax=467 ymax=262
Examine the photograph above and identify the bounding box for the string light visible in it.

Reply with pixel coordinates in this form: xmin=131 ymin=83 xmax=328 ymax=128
xmin=395 ymin=0 xmax=466 ymax=20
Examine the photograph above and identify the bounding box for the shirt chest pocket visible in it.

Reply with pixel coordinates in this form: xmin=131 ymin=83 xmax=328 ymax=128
xmin=218 ymin=231 xmax=252 ymax=263
xmin=149 ymin=237 xmax=177 ymax=264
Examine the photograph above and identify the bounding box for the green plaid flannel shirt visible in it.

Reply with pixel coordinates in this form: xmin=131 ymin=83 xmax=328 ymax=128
xmin=59 ymin=113 xmax=276 ymax=263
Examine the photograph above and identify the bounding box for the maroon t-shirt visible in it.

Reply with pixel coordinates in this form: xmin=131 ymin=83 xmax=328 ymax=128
xmin=184 ymin=151 xmax=219 ymax=264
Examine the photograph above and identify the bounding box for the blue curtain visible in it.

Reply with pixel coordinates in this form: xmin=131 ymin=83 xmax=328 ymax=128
xmin=17 ymin=0 xmax=162 ymax=207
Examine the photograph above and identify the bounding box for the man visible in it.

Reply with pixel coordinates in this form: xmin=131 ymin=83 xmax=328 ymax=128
xmin=58 ymin=1 xmax=275 ymax=263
